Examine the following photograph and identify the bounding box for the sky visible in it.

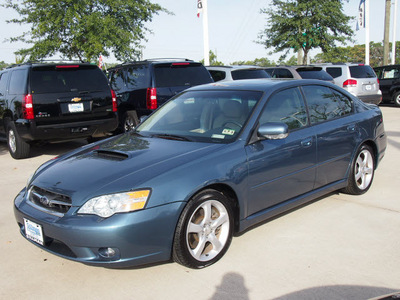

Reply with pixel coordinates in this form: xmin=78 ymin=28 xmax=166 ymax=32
xmin=0 ymin=0 xmax=399 ymax=65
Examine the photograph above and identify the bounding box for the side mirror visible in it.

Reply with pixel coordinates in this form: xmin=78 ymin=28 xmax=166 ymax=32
xmin=258 ymin=122 xmax=289 ymax=140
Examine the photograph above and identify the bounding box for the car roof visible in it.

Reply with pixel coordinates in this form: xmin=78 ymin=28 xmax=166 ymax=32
xmin=188 ymin=78 xmax=335 ymax=92
xmin=109 ymin=59 xmax=201 ymax=69
xmin=206 ymin=65 xmax=265 ymax=70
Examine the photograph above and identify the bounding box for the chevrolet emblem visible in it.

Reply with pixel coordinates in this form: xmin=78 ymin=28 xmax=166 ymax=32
xmin=71 ymin=97 xmax=82 ymax=102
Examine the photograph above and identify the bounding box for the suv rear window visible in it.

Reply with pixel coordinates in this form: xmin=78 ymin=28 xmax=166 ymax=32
xmin=296 ymin=68 xmax=333 ymax=81
xmin=154 ymin=63 xmax=212 ymax=87
xmin=349 ymin=65 xmax=376 ymax=78
xmin=31 ymin=65 xmax=110 ymax=94
xmin=231 ymin=69 xmax=270 ymax=80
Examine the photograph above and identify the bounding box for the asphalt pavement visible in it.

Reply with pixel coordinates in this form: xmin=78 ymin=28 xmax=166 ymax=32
xmin=1 ymin=105 xmax=399 ymax=300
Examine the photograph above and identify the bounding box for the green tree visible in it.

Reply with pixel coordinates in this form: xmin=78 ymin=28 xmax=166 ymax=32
xmin=231 ymin=57 xmax=276 ymax=67
xmin=0 ymin=61 xmax=10 ymax=70
xmin=312 ymin=41 xmax=400 ymax=67
xmin=2 ymin=0 xmax=167 ymax=62
xmin=200 ymin=50 xmax=224 ymax=66
xmin=258 ymin=0 xmax=354 ymax=65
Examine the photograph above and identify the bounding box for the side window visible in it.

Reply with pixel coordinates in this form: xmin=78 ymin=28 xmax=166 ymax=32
xmin=259 ymin=87 xmax=308 ymax=130
xmin=8 ymin=69 xmax=28 ymax=95
xmin=209 ymin=70 xmax=226 ymax=82
xmin=326 ymin=67 xmax=342 ymax=78
xmin=0 ymin=72 xmax=9 ymax=96
xmin=302 ymin=85 xmax=351 ymax=124
xmin=331 ymin=89 xmax=353 ymax=115
xmin=109 ymin=69 xmax=126 ymax=92
xmin=382 ymin=68 xmax=400 ymax=79
xmin=275 ymin=69 xmax=294 ymax=78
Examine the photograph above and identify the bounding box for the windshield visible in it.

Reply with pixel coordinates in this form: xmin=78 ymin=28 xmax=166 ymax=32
xmin=136 ymin=90 xmax=263 ymax=143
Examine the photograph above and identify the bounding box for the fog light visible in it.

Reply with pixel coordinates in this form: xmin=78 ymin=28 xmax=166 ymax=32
xmin=99 ymin=247 xmax=117 ymax=258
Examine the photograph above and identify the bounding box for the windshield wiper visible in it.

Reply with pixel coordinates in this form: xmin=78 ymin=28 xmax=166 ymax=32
xmin=152 ymin=134 xmax=191 ymax=141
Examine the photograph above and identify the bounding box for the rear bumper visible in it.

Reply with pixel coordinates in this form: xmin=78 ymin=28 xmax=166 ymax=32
xmin=15 ymin=115 xmax=118 ymax=142
xmin=357 ymin=94 xmax=382 ymax=105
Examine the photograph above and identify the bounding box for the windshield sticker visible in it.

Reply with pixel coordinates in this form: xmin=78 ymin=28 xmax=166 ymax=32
xmin=184 ymin=98 xmax=195 ymax=104
xmin=222 ymin=129 xmax=235 ymax=136
xmin=211 ymin=134 xmax=225 ymax=139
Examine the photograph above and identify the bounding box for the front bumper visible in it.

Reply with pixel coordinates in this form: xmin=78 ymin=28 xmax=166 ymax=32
xmin=14 ymin=189 xmax=185 ymax=267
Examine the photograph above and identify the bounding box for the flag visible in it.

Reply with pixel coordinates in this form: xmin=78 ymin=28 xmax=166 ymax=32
xmin=98 ymin=55 xmax=104 ymax=69
xmin=197 ymin=0 xmax=203 ymax=18
xmin=357 ymin=0 xmax=366 ymax=31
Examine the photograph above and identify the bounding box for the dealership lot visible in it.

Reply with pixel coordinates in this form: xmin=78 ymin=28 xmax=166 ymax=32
xmin=1 ymin=105 xmax=399 ymax=300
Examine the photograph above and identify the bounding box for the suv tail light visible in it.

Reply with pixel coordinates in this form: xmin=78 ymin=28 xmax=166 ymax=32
xmin=146 ymin=88 xmax=158 ymax=110
xmin=343 ymin=79 xmax=357 ymax=87
xmin=23 ymin=94 xmax=34 ymax=120
xmin=111 ymin=90 xmax=118 ymax=112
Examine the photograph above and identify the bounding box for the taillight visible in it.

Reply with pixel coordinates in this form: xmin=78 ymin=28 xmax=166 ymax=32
xmin=111 ymin=89 xmax=118 ymax=112
xmin=23 ymin=94 xmax=34 ymax=120
xmin=146 ymin=88 xmax=157 ymax=110
xmin=343 ymin=79 xmax=357 ymax=87
xmin=56 ymin=65 xmax=79 ymax=69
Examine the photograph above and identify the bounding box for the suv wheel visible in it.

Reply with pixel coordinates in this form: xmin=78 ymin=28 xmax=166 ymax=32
xmin=393 ymin=91 xmax=400 ymax=107
xmin=7 ymin=123 xmax=30 ymax=159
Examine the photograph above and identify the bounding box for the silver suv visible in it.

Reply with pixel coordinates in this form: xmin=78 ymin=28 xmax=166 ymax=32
xmin=313 ymin=63 xmax=382 ymax=105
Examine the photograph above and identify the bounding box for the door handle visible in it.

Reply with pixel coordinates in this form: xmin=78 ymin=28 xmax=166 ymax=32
xmin=347 ymin=125 xmax=356 ymax=132
xmin=301 ymin=138 xmax=313 ymax=148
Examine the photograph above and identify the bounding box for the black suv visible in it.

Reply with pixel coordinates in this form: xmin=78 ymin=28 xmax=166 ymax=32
xmin=107 ymin=59 xmax=213 ymax=132
xmin=0 ymin=62 xmax=118 ymax=159
xmin=374 ymin=64 xmax=400 ymax=107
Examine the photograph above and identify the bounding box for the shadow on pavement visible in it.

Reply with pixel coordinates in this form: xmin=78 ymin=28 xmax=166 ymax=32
xmin=0 ymin=139 xmax=89 ymax=159
xmin=273 ymin=285 xmax=399 ymax=300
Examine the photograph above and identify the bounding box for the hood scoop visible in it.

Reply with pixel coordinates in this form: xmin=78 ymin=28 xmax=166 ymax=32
xmin=93 ymin=149 xmax=129 ymax=161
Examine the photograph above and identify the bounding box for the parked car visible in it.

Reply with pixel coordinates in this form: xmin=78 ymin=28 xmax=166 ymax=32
xmin=206 ymin=65 xmax=271 ymax=82
xmin=14 ymin=79 xmax=386 ymax=269
xmin=374 ymin=64 xmax=400 ymax=106
xmin=313 ymin=63 xmax=382 ymax=105
xmin=107 ymin=59 xmax=213 ymax=132
xmin=264 ymin=66 xmax=334 ymax=83
xmin=0 ymin=62 xmax=118 ymax=159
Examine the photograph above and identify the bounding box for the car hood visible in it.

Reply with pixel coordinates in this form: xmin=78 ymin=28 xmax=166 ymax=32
xmin=31 ymin=133 xmax=223 ymax=206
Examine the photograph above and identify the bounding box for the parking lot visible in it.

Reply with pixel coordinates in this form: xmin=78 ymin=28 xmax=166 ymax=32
xmin=1 ymin=105 xmax=399 ymax=300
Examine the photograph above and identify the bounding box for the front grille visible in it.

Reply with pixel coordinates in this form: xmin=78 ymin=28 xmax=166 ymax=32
xmin=28 ymin=186 xmax=72 ymax=216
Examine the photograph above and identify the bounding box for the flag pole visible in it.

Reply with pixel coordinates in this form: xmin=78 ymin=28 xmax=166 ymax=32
xmin=202 ymin=0 xmax=210 ymax=66
xmin=392 ymin=0 xmax=398 ymax=65
xmin=365 ymin=0 xmax=370 ymax=64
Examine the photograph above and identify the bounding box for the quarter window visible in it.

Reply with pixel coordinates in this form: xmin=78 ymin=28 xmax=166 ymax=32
xmin=9 ymin=69 xmax=28 ymax=95
xmin=0 ymin=72 xmax=9 ymax=96
xmin=302 ymin=85 xmax=352 ymax=124
xmin=260 ymin=87 xmax=308 ymax=130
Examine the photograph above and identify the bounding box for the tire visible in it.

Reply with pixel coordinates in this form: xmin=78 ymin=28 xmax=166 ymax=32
xmin=393 ymin=91 xmax=400 ymax=107
xmin=122 ymin=111 xmax=139 ymax=132
xmin=7 ymin=123 xmax=30 ymax=159
xmin=173 ymin=189 xmax=234 ymax=269
xmin=342 ymin=144 xmax=375 ymax=195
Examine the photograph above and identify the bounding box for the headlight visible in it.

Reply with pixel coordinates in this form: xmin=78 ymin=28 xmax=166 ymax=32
xmin=78 ymin=190 xmax=151 ymax=218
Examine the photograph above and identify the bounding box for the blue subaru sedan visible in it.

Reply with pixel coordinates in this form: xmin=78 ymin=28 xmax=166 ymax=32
xmin=14 ymin=79 xmax=386 ymax=269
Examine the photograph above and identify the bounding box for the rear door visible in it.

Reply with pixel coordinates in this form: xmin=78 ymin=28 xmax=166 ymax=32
xmin=376 ymin=66 xmax=400 ymax=100
xmin=30 ymin=64 xmax=114 ymax=125
xmin=349 ymin=65 xmax=379 ymax=97
xmin=302 ymin=84 xmax=357 ymax=188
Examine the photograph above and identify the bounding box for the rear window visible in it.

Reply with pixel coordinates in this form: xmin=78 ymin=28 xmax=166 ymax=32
xmin=349 ymin=65 xmax=376 ymax=78
xmin=154 ymin=63 xmax=212 ymax=88
xmin=231 ymin=69 xmax=270 ymax=80
xmin=296 ymin=68 xmax=333 ymax=81
xmin=31 ymin=65 xmax=110 ymax=94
